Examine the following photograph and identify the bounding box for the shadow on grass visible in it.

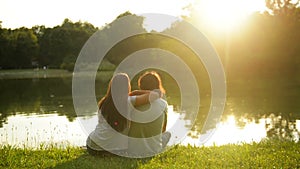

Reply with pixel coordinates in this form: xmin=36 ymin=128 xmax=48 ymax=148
xmin=53 ymin=151 xmax=152 ymax=169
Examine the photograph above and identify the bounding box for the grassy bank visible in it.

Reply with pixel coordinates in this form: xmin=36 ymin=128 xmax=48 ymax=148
xmin=1 ymin=140 xmax=299 ymax=169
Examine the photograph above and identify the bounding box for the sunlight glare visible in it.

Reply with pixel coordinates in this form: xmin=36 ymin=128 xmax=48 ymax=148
xmin=200 ymin=115 xmax=266 ymax=146
xmin=194 ymin=0 xmax=266 ymax=32
xmin=296 ymin=120 xmax=300 ymax=131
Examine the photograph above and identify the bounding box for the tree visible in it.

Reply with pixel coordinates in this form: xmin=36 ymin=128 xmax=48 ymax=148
xmin=38 ymin=19 xmax=97 ymax=69
xmin=0 ymin=22 xmax=6 ymax=68
xmin=266 ymin=0 xmax=300 ymax=19
xmin=103 ymin=12 xmax=147 ymax=65
xmin=32 ymin=25 xmax=46 ymax=39
xmin=12 ymin=28 xmax=39 ymax=68
xmin=0 ymin=28 xmax=38 ymax=69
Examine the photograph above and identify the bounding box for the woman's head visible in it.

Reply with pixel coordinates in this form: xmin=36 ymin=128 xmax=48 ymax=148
xmin=138 ymin=71 xmax=165 ymax=94
xmin=104 ymin=73 xmax=130 ymax=99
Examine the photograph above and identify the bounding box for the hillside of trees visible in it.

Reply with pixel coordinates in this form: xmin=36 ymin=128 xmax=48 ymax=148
xmin=0 ymin=19 xmax=98 ymax=70
xmin=0 ymin=0 xmax=299 ymax=79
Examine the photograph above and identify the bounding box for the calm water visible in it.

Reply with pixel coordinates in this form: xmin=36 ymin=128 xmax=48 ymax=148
xmin=0 ymin=71 xmax=300 ymax=147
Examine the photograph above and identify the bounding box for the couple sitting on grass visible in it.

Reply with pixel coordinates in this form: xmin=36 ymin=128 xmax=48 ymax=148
xmin=86 ymin=71 xmax=171 ymax=157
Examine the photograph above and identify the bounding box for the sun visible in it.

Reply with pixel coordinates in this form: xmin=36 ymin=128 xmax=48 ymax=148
xmin=193 ymin=0 xmax=266 ymax=32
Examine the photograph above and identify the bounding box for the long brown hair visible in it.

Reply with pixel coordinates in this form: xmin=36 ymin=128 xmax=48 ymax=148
xmin=98 ymin=73 xmax=130 ymax=132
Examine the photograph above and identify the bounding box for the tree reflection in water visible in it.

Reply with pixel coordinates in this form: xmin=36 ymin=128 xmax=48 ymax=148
xmin=1 ymin=74 xmax=300 ymax=146
xmin=181 ymin=112 xmax=300 ymax=146
xmin=265 ymin=114 xmax=299 ymax=142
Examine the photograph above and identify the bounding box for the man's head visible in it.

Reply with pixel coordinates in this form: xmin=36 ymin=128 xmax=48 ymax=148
xmin=138 ymin=71 xmax=165 ymax=94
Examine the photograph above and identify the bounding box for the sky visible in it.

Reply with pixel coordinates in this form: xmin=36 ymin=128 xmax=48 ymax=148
xmin=0 ymin=0 xmax=267 ymax=31
xmin=0 ymin=0 xmax=193 ymax=29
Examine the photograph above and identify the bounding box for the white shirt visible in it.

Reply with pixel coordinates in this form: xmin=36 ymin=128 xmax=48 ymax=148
xmin=86 ymin=96 xmax=136 ymax=151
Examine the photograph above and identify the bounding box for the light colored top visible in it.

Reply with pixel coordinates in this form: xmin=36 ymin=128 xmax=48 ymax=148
xmin=86 ymin=96 xmax=136 ymax=151
xmin=128 ymin=98 xmax=168 ymax=156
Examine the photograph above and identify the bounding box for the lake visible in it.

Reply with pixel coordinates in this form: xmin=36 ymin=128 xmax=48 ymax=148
xmin=0 ymin=69 xmax=299 ymax=147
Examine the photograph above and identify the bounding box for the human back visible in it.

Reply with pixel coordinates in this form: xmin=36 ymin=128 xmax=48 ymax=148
xmin=128 ymin=71 xmax=170 ymax=156
xmin=129 ymin=98 xmax=167 ymax=138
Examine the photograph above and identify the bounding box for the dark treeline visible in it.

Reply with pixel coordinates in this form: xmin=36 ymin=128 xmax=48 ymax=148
xmin=0 ymin=19 xmax=98 ymax=70
xmin=0 ymin=1 xmax=299 ymax=79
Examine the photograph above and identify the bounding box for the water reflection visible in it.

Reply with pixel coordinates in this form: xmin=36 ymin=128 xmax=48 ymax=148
xmin=192 ymin=116 xmax=268 ymax=146
xmin=198 ymin=114 xmax=299 ymax=146
xmin=0 ymin=114 xmax=87 ymax=147
xmin=1 ymin=108 xmax=299 ymax=148
xmin=0 ymin=78 xmax=78 ymax=127
xmin=265 ymin=114 xmax=300 ymax=142
xmin=1 ymin=73 xmax=300 ymax=147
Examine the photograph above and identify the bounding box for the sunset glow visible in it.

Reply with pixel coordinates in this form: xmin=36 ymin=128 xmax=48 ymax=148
xmin=193 ymin=0 xmax=266 ymax=32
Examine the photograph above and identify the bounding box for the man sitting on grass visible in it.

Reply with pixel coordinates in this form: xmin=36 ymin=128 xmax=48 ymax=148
xmin=128 ymin=71 xmax=171 ymax=157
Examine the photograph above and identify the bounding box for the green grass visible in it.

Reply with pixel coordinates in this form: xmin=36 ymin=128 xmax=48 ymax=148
xmin=1 ymin=140 xmax=299 ymax=169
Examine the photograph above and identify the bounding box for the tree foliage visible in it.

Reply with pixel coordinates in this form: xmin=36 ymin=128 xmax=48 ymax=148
xmin=0 ymin=19 xmax=98 ymax=70
xmin=0 ymin=7 xmax=299 ymax=76
xmin=0 ymin=28 xmax=38 ymax=69
xmin=0 ymin=12 xmax=146 ymax=71
xmin=183 ymin=1 xmax=300 ymax=79
xmin=266 ymin=0 xmax=299 ymax=17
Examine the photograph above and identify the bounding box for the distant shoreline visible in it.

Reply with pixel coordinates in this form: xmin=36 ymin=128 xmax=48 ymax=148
xmin=0 ymin=69 xmax=72 ymax=79
xmin=0 ymin=69 xmax=114 ymax=79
